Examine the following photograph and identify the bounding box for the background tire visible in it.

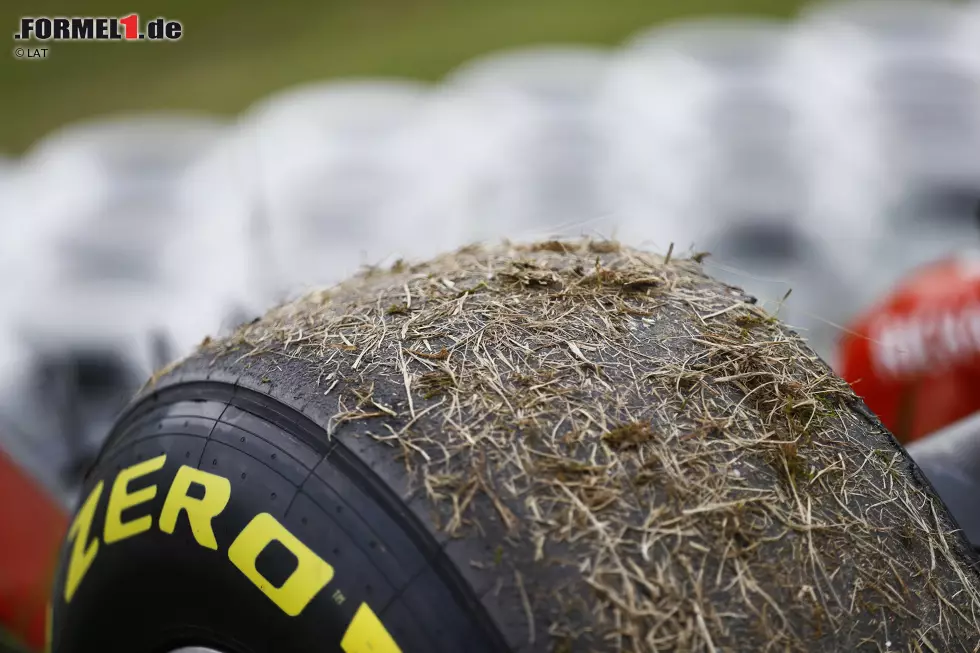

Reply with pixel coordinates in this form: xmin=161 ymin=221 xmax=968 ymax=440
xmin=50 ymin=240 xmax=980 ymax=653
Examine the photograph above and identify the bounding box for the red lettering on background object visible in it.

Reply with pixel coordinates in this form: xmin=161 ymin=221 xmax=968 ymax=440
xmin=872 ymin=305 xmax=980 ymax=378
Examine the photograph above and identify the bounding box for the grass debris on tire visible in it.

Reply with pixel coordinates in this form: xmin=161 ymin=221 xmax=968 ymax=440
xmin=51 ymin=239 xmax=980 ymax=653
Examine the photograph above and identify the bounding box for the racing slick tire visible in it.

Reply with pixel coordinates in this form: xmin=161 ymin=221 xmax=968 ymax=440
xmin=49 ymin=240 xmax=980 ymax=653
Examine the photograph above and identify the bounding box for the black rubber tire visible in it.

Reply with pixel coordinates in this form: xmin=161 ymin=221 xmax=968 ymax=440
xmin=48 ymin=374 xmax=512 ymax=653
xmin=48 ymin=241 xmax=980 ymax=653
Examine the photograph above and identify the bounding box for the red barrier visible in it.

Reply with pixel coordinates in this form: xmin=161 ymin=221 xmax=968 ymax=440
xmin=0 ymin=446 xmax=67 ymax=652
xmin=840 ymin=254 xmax=980 ymax=444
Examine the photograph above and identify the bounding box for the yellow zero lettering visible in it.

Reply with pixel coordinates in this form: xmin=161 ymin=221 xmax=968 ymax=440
xmin=227 ymin=512 xmax=334 ymax=617
xmin=63 ymin=480 xmax=103 ymax=603
xmin=103 ymin=454 xmax=167 ymax=544
xmin=341 ymin=603 xmax=403 ymax=653
xmin=159 ymin=465 xmax=231 ymax=549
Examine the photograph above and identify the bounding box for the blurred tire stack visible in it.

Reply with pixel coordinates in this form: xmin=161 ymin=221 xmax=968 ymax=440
xmin=443 ymin=46 xmax=613 ymax=242
xmin=2 ymin=0 xmax=980 ymax=510
xmin=795 ymin=0 xmax=980 ymax=304
xmin=1 ymin=114 xmax=231 ymax=503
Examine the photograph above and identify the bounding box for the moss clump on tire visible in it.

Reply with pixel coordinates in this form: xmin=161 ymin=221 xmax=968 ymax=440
xmin=135 ymin=240 xmax=980 ymax=651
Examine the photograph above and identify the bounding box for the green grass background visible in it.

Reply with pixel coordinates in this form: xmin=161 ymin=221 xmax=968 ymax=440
xmin=1 ymin=0 xmax=810 ymax=154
